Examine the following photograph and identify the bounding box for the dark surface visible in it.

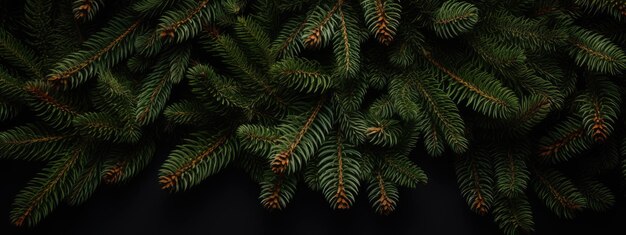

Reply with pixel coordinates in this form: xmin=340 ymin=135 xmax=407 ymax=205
xmin=1 ymin=147 xmax=625 ymax=235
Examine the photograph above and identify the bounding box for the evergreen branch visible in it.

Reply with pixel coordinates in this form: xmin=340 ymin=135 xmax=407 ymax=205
xmin=48 ymin=18 xmax=142 ymax=88
xmin=576 ymin=78 xmax=620 ymax=142
xmin=333 ymin=5 xmax=362 ymax=78
xmin=433 ymin=1 xmax=479 ymax=39
xmin=493 ymin=194 xmax=535 ymax=235
xmin=93 ymin=69 xmax=137 ymax=122
xmin=10 ymin=145 xmax=86 ymax=226
xmin=157 ymin=0 xmax=221 ymax=43
xmin=25 ymin=84 xmax=78 ymax=116
xmin=381 ymin=154 xmax=427 ymax=188
xmin=365 ymin=118 xmax=403 ymax=147
xmin=73 ymin=0 xmax=104 ymax=21
xmin=271 ymin=98 xmax=327 ymax=174
xmin=407 ymin=74 xmax=468 ymax=153
xmin=103 ymin=138 xmax=155 ymax=184
xmin=260 ymin=172 xmax=297 ymax=210
xmin=237 ymin=124 xmax=281 ymax=156
xmin=272 ymin=16 xmax=307 ymax=58
xmin=362 ymin=0 xmax=401 ymax=45
xmin=494 ymin=146 xmax=529 ymax=198
xmin=538 ymin=117 xmax=593 ymax=163
xmin=160 ymin=0 xmax=210 ymax=37
xmin=578 ymin=178 xmax=615 ymax=212
xmin=487 ymin=11 xmax=567 ymax=51
xmin=135 ymin=46 xmax=191 ymax=125
xmin=270 ymin=58 xmax=332 ymax=93
xmin=422 ymin=49 xmax=519 ymax=118
xmin=337 ymin=7 xmax=352 ymax=76
xmin=302 ymin=1 xmax=344 ymax=48
xmin=575 ymin=0 xmax=626 ymax=20
xmin=0 ymin=67 xmax=24 ymax=100
xmin=133 ymin=0 xmax=181 ymax=17
xmin=164 ymin=100 xmax=210 ymax=125
xmin=74 ymin=112 xmax=141 ymax=143
xmin=67 ymin=158 xmax=101 ymax=206
xmin=539 ymin=128 xmax=584 ymax=158
xmin=235 ymin=16 xmax=273 ymax=67
xmin=421 ymin=118 xmax=445 ymax=156
xmin=318 ymin=134 xmax=361 ymax=209
xmin=186 ymin=64 xmax=251 ymax=109
xmin=209 ymin=34 xmax=285 ymax=106
xmin=24 ymin=82 xmax=81 ymax=129
xmin=513 ymin=95 xmax=551 ymax=132
xmin=159 ymin=132 xmax=234 ymax=191
xmin=532 ymin=167 xmax=587 ymax=219
xmin=456 ymin=151 xmax=494 ymax=215
xmin=568 ymin=27 xmax=626 ymax=74
xmin=0 ymin=28 xmax=43 ymax=78
xmin=367 ymin=171 xmax=398 ymax=215
xmin=0 ymin=125 xmax=72 ymax=161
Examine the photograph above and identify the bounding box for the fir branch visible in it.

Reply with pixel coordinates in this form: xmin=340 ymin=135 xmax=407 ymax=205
xmin=48 ymin=17 xmax=142 ymax=88
xmin=272 ymin=16 xmax=308 ymax=58
xmin=422 ymin=49 xmax=519 ymax=118
xmin=531 ymin=167 xmax=587 ymax=219
xmin=260 ymin=171 xmax=297 ymax=210
xmin=368 ymin=171 xmax=397 ymax=215
xmin=159 ymin=132 xmax=233 ymax=191
xmin=10 ymin=145 xmax=86 ymax=226
xmin=362 ymin=0 xmax=401 ymax=45
xmin=302 ymin=1 xmax=345 ymax=48
xmin=271 ymin=98 xmax=327 ymax=174
xmin=318 ymin=133 xmax=361 ymax=209
xmin=0 ymin=28 xmax=43 ymax=78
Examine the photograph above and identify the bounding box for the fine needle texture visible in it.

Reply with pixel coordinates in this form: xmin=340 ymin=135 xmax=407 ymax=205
xmin=0 ymin=1 xmax=625 ymax=234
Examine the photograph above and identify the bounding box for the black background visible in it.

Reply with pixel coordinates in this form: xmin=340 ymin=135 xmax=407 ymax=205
xmin=2 ymin=146 xmax=626 ymax=235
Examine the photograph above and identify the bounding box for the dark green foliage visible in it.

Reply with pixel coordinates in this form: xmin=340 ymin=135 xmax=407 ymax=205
xmin=164 ymin=100 xmax=209 ymax=125
xmin=380 ymin=154 xmax=427 ymax=188
xmin=269 ymin=58 xmax=333 ymax=93
xmin=576 ymin=77 xmax=621 ymax=142
xmin=492 ymin=194 xmax=534 ymax=235
xmin=156 ymin=0 xmax=224 ymax=43
xmin=135 ymin=45 xmax=191 ymax=125
xmin=47 ymin=10 xmax=142 ymax=89
xmin=455 ymin=149 xmax=495 ymax=215
xmin=10 ymin=144 xmax=87 ymax=226
xmin=578 ymin=178 xmax=615 ymax=212
xmin=317 ymin=134 xmax=361 ymax=209
xmin=361 ymin=0 xmax=401 ymax=45
xmin=438 ymin=64 xmax=520 ymax=119
xmin=575 ymin=0 xmax=626 ymax=21
xmin=73 ymin=0 xmax=105 ymax=22
xmin=2 ymin=0 xmax=626 ymax=233
xmin=103 ymin=137 xmax=156 ymax=184
xmin=74 ymin=112 xmax=141 ymax=143
xmin=433 ymin=1 xmax=479 ymax=39
xmin=269 ymin=100 xmax=333 ymax=175
xmin=0 ymin=125 xmax=71 ymax=161
xmin=395 ymin=72 xmax=468 ymax=153
xmin=366 ymin=169 xmax=399 ymax=215
xmin=532 ymin=168 xmax=587 ymax=219
xmin=538 ymin=116 xmax=594 ymax=163
xmin=259 ymin=171 xmax=298 ymax=210
xmin=24 ymin=81 xmax=81 ymax=129
xmin=159 ymin=131 xmax=238 ymax=192
xmin=0 ymin=28 xmax=42 ymax=78
xmin=568 ymin=27 xmax=626 ymax=75
xmin=67 ymin=158 xmax=102 ymax=206
xmin=493 ymin=145 xmax=530 ymax=198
